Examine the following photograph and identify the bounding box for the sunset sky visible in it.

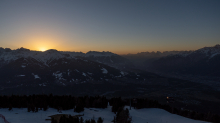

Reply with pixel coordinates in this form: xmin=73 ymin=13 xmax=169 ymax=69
xmin=0 ymin=0 xmax=219 ymax=54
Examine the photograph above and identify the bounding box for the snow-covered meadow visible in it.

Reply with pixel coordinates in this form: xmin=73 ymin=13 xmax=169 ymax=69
xmin=0 ymin=106 xmax=209 ymax=123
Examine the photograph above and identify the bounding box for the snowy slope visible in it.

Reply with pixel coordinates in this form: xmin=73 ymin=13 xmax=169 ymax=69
xmin=0 ymin=106 xmax=209 ymax=123
xmin=0 ymin=48 xmax=132 ymax=87
xmin=0 ymin=119 xmax=4 ymax=123
xmin=0 ymin=48 xmax=131 ymax=68
xmin=0 ymin=48 xmax=68 ymax=65
xmin=128 ymin=107 xmax=208 ymax=123
xmin=172 ymin=44 xmax=220 ymax=58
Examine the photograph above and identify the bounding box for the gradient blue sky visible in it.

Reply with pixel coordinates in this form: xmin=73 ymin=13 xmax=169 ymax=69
xmin=0 ymin=0 xmax=219 ymax=54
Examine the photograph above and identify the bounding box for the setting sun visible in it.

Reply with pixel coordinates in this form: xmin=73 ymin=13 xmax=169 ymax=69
xmin=24 ymin=36 xmax=60 ymax=52
xmin=39 ymin=47 xmax=47 ymax=52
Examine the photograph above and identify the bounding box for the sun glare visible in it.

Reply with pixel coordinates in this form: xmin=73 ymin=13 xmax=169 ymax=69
xmin=27 ymin=36 xmax=60 ymax=52
xmin=39 ymin=47 xmax=47 ymax=52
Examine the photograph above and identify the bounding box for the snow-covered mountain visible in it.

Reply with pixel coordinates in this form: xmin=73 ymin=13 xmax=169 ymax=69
xmin=166 ymin=44 xmax=220 ymax=58
xmin=148 ymin=44 xmax=220 ymax=76
xmin=0 ymin=48 xmax=70 ymax=66
xmin=0 ymin=47 xmax=132 ymax=67
xmin=0 ymin=47 xmax=139 ymax=88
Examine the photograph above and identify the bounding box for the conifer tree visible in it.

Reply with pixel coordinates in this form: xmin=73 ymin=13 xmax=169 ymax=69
xmin=85 ymin=119 xmax=91 ymax=123
xmin=74 ymin=99 xmax=84 ymax=113
xmin=8 ymin=104 xmax=12 ymax=111
xmin=27 ymin=104 xmax=31 ymax=112
xmin=97 ymin=117 xmax=104 ymax=123
xmin=51 ymin=117 xmax=57 ymax=123
xmin=35 ymin=107 xmax=38 ymax=112
xmin=79 ymin=117 xmax=84 ymax=123
xmin=91 ymin=118 xmax=96 ymax=123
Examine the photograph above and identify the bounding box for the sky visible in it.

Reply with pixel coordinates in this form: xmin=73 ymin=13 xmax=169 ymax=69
xmin=0 ymin=0 xmax=219 ymax=54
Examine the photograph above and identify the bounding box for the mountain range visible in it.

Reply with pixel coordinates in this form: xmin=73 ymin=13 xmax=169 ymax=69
xmin=0 ymin=47 xmax=143 ymax=90
xmin=0 ymin=44 xmax=219 ymax=94
xmin=0 ymin=45 xmax=219 ymax=114
xmin=148 ymin=44 xmax=220 ymax=77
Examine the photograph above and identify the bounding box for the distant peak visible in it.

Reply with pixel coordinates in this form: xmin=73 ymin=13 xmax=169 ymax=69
xmin=45 ymin=49 xmax=58 ymax=52
xmin=86 ymin=51 xmax=116 ymax=56
xmin=214 ymin=44 xmax=220 ymax=48
xmin=16 ymin=47 xmax=30 ymax=52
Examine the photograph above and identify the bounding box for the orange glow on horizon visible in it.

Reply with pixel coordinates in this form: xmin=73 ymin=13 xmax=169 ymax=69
xmin=24 ymin=36 xmax=61 ymax=52
xmin=39 ymin=47 xmax=47 ymax=52
xmin=18 ymin=36 xmax=202 ymax=54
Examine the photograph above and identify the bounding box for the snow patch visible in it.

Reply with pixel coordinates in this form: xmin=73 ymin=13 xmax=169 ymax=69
xmin=82 ymin=73 xmax=87 ymax=76
xmin=210 ymin=53 xmax=220 ymax=58
xmin=53 ymin=71 xmax=63 ymax=80
xmin=34 ymin=75 xmax=40 ymax=79
xmin=101 ymin=68 xmax=108 ymax=74
xmin=18 ymin=75 xmax=25 ymax=77
xmin=0 ymin=106 xmax=209 ymax=123
xmin=120 ymin=71 xmax=124 ymax=76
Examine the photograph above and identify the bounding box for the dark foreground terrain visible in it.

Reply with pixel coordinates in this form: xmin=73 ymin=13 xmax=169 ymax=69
xmin=1 ymin=73 xmax=220 ymax=115
xmin=0 ymin=47 xmax=219 ymax=116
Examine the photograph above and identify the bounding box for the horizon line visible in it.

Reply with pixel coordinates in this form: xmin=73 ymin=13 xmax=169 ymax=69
xmin=0 ymin=44 xmax=219 ymax=55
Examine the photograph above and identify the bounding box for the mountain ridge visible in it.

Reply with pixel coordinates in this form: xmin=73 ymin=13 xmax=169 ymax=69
xmin=148 ymin=44 xmax=220 ymax=77
xmin=0 ymin=47 xmax=131 ymax=67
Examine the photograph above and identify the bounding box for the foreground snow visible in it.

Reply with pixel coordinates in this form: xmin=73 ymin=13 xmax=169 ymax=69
xmin=128 ymin=107 xmax=208 ymax=123
xmin=0 ymin=106 xmax=209 ymax=123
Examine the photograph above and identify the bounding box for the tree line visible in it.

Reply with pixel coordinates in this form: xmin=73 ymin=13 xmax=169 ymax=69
xmin=0 ymin=94 xmax=108 ymax=112
xmin=0 ymin=95 xmax=219 ymax=123
xmin=51 ymin=116 xmax=104 ymax=123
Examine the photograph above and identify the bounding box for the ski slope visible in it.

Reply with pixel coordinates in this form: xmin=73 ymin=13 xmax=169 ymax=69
xmin=0 ymin=106 xmax=209 ymax=123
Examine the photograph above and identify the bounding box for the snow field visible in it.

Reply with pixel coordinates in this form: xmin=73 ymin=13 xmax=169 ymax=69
xmin=0 ymin=106 xmax=209 ymax=123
